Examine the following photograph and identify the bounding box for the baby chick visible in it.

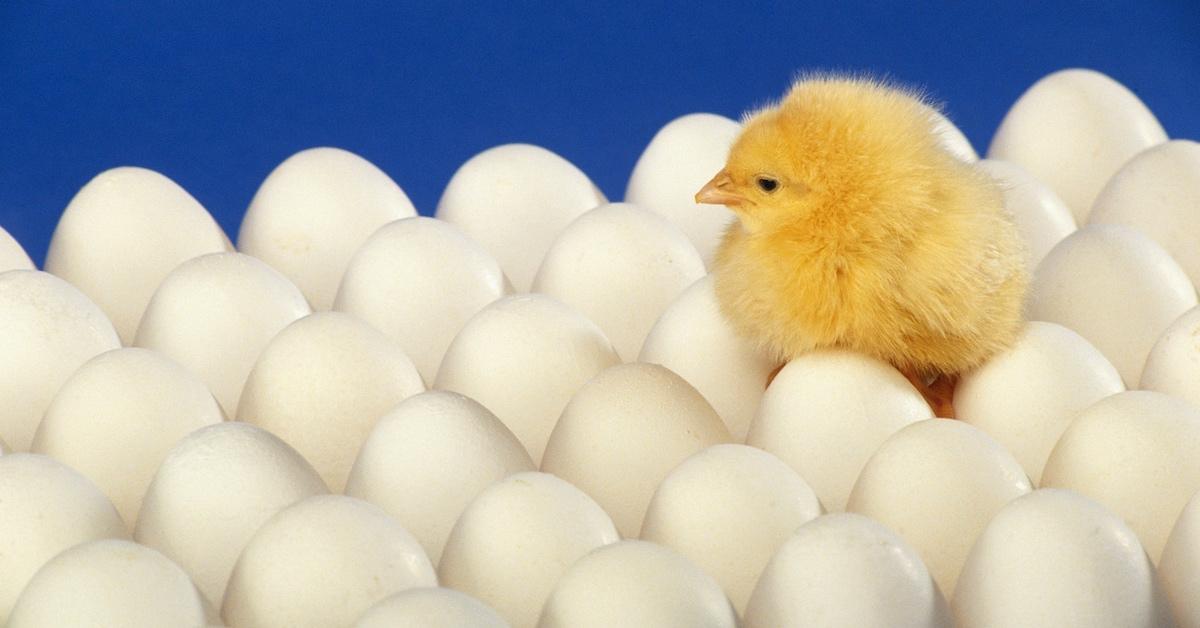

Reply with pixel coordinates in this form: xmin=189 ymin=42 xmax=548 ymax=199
xmin=696 ymin=76 xmax=1027 ymax=417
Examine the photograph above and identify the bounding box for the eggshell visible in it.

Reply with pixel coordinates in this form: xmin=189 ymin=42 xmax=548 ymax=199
xmin=435 ymin=144 xmax=606 ymax=291
xmin=134 ymin=422 xmax=328 ymax=607
xmin=438 ymin=472 xmax=618 ymax=628
xmin=977 ymin=159 xmax=1076 ymax=271
xmin=1028 ymin=224 xmax=1196 ymax=385
xmin=541 ymin=363 xmax=733 ymax=537
xmin=638 ymin=275 xmax=775 ymax=440
xmin=745 ymin=349 xmax=934 ymax=511
xmin=931 ymin=110 xmax=978 ymax=162
xmin=0 ymin=270 xmax=120 ymax=450
xmin=222 ymin=494 xmax=436 ymax=628
xmin=238 ymin=147 xmax=417 ymax=309
xmin=624 ymin=113 xmax=740 ymax=266
xmin=953 ymin=489 xmax=1173 ymax=628
xmin=846 ymin=419 xmax=1032 ymax=597
xmin=0 ymin=453 xmax=127 ymax=622
xmin=743 ymin=513 xmax=951 ymax=628
xmin=639 ymin=444 xmax=821 ymax=614
xmin=956 ymin=321 xmax=1124 ymax=483
xmin=434 ymin=294 xmax=620 ymax=463
xmin=1143 ymin=306 xmax=1200 ymax=421
xmin=1088 ymin=140 xmax=1200 ymax=287
xmin=1041 ymin=390 xmax=1200 ymax=562
xmin=987 ymin=68 xmax=1167 ymax=222
xmin=536 ymin=540 xmax=737 ymax=628
xmin=334 ymin=217 xmax=508 ymax=383
xmin=345 ymin=390 xmax=535 ymax=564
xmin=1160 ymin=490 xmax=1200 ymax=628
xmin=44 ymin=167 xmax=232 ymax=343
xmin=7 ymin=539 xmax=206 ymax=627
xmin=31 ymin=347 xmax=223 ymax=529
xmin=0 ymin=226 xmax=34 ymax=272
xmin=532 ymin=203 xmax=706 ymax=361
xmin=354 ymin=588 xmax=509 ymax=628
xmin=237 ymin=312 xmax=424 ymax=490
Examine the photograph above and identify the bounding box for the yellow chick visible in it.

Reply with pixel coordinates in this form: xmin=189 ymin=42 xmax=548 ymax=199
xmin=696 ymin=76 xmax=1027 ymax=417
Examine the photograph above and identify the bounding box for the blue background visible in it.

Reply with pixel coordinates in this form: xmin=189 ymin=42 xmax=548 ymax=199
xmin=2 ymin=1 xmax=1197 ymax=266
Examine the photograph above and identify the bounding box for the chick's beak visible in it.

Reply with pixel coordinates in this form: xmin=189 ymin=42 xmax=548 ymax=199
xmin=695 ymin=170 xmax=747 ymax=207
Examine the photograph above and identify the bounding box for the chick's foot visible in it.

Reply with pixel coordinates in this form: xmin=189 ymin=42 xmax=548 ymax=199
xmin=900 ymin=368 xmax=957 ymax=419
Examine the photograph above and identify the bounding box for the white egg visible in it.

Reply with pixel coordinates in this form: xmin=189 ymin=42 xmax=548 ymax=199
xmin=1143 ymin=306 xmax=1200 ymax=415
xmin=638 ymin=275 xmax=775 ymax=440
xmin=7 ymin=539 xmax=207 ymax=627
xmin=0 ymin=270 xmax=120 ymax=450
xmin=0 ymin=454 xmax=127 ymax=621
xmin=953 ymin=489 xmax=1173 ymax=628
xmin=745 ymin=349 xmax=933 ymax=512
xmin=134 ymin=422 xmax=328 ymax=608
xmin=345 ymin=390 xmax=535 ymax=564
xmin=987 ymin=68 xmax=1167 ymax=222
xmin=931 ymin=110 xmax=978 ymax=162
xmin=1029 ymin=224 xmax=1196 ymax=385
xmin=1041 ymin=390 xmax=1200 ymax=562
xmin=532 ymin=203 xmax=706 ymax=361
xmin=435 ymin=144 xmax=606 ymax=291
xmin=624 ymin=113 xmax=740 ymax=266
xmin=743 ymin=513 xmax=951 ymax=628
xmin=1089 ymin=140 xmax=1200 ymax=287
xmin=434 ymin=294 xmax=620 ymax=464
xmin=977 ymin=159 xmax=1076 ymax=271
xmin=133 ymin=252 xmax=310 ymax=415
xmin=537 ymin=540 xmax=737 ymax=628
xmin=237 ymin=312 xmax=424 ymax=491
xmin=334 ymin=217 xmax=509 ymax=383
xmin=1160 ymin=490 xmax=1200 ymax=628
xmin=956 ymin=321 xmax=1125 ymax=482
xmin=354 ymin=588 xmax=509 ymax=628
xmin=639 ymin=444 xmax=821 ymax=614
xmin=31 ymin=347 xmax=223 ymax=528
xmin=847 ymin=419 xmax=1032 ymax=597
xmin=222 ymin=494 xmax=436 ymax=628
xmin=237 ymin=147 xmax=417 ymax=309
xmin=438 ymin=471 xmax=618 ymax=628
xmin=541 ymin=363 xmax=732 ymax=537
xmin=0 ymin=226 xmax=34 ymax=272
xmin=44 ymin=167 xmax=232 ymax=343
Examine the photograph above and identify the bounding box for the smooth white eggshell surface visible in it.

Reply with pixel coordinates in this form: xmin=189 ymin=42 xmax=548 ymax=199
xmin=743 ymin=513 xmax=951 ymax=628
xmin=1160 ymin=490 xmax=1200 ymax=628
xmin=354 ymin=588 xmax=509 ymax=628
xmin=344 ymin=390 xmax=536 ymax=564
xmin=537 ymin=540 xmax=737 ymax=628
xmin=434 ymin=294 xmax=621 ymax=464
xmin=1028 ymin=224 xmax=1196 ymax=385
xmin=624 ymin=113 xmax=740 ymax=266
xmin=639 ymin=444 xmax=822 ymax=614
xmin=0 ymin=226 xmax=34 ymax=272
xmin=32 ymin=347 xmax=223 ymax=529
xmin=1142 ymin=306 xmax=1200 ymax=429
xmin=532 ymin=203 xmax=706 ymax=361
xmin=977 ymin=159 xmax=1076 ymax=271
xmin=639 ymin=275 xmax=775 ymax=440
xmin=987 ymin=68 xmax=1168 ymax=223
xmin=134 ymin=422 xmax=328 ymax=608
xmin=237 ymin=311 xmax=424 ymax=491
xmin=0 ymin=453 xmax=127 ymax=622
xmin=956 ymin=321 xmax=1125 ymax=483
xmin=745 ymin=349 xmax=934 ymax=512
xmin=1041 ymin=390 xmax=1200 ymax=562
xmin=1088 ymin=140 xmax=1200 ymax=287
xmin=133 ymin=252 xmax=311 ymax=416
xmin=953 ymin=489 xmax=1173 ymax=628
xmin=334 ymin=216 xmax=508 ymax=383
xmin=438 ymin=471 xmax=618 ymax=628
xmin=540 ymin=363 xmax=733 ymax=537
xmin=222 ymin=494 xmax=436 ymax=628
xmin=846 ymin=419 xmax=1032 ymax=598
xmin=237 ymin=147 xmax=417 ymax=309
xmin=44 ymin=166 xmax=232 ymax=343
xmin=7 ymin=539 xmax=207 ymax=628
xmin=435 ymin=143 xmax=606 ymax=291
xmin=0 ymin=270 xmax=120 ymax=451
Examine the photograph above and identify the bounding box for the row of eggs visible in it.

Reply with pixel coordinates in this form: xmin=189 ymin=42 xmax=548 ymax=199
xmin=0 ymin=66 xmax=1196 ymax=626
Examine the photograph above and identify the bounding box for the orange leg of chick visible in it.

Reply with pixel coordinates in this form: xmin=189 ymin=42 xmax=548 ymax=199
xmin=765 ymin=362 xmax=785 ymax=389
xmin=900 ymin=368 xmax=958 ymax=419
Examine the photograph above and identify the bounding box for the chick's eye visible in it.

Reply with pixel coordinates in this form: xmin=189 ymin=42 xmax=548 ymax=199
xmin=756 ymin=177 xmax=779 ymax=193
